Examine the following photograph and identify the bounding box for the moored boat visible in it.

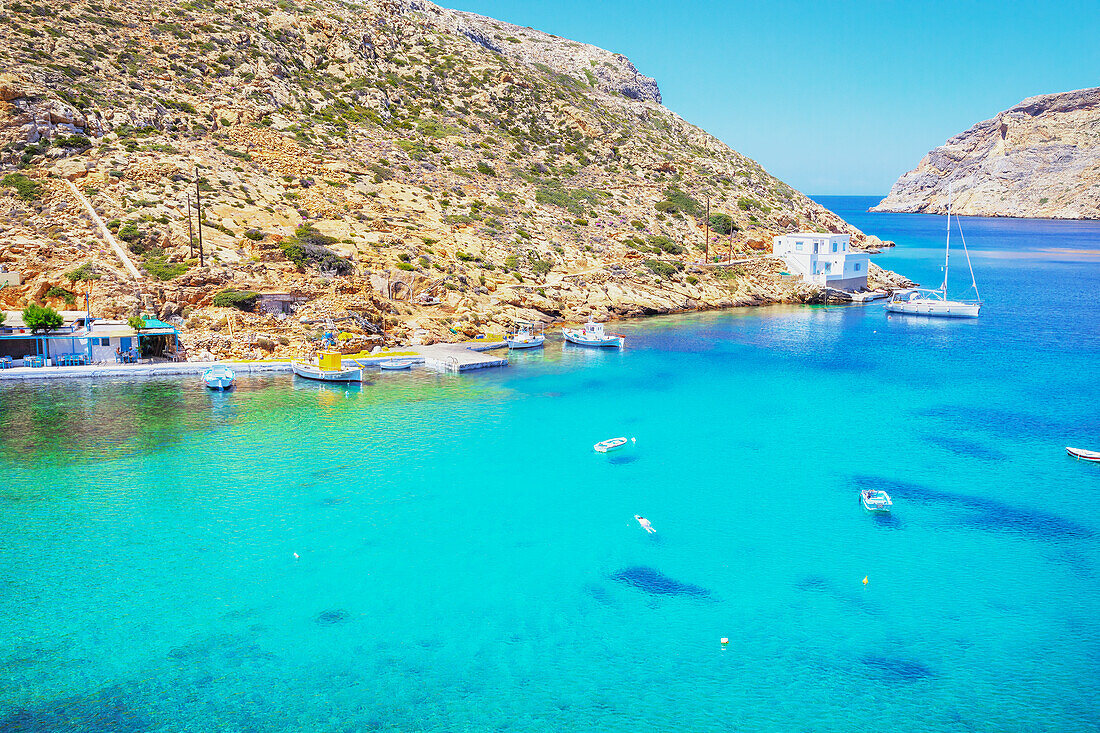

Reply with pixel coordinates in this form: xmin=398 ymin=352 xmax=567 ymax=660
xmin=1066 ymin=446 xmax=1100 ymax=463
xmin=594 ymin=437 xmax=628 ymax=453
xmin=379 ymin=358 xmax=414 ymax=370
xmin=884 ymin=185 xmax=982 ymax=318
xmin=860 ymin=489 xmax=893 ymax=512
xmin=292 ymin=351 xmax=363 ymax=382
xmin=563 ymin=321 xmax=624 ymax=348
xmin=885 ymin=289 xmax=981 ymax=317
xmin=506 ymin=321 xmax=545 ymax=349
xmin=202 ymin=365 xmax=235 ymax=390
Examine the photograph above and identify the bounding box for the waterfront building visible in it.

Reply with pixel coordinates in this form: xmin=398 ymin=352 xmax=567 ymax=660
xmin=0 ymin=312 xmax=180 ymax=365
xmin=772 ymin=233 xmax=869 ymax=290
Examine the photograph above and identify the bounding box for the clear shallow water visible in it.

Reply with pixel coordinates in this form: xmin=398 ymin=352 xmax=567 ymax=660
xmin=2 ymin=198 xmax=1099 ymax=732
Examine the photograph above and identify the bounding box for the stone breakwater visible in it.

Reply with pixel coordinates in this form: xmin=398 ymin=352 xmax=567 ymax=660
xmin=873 ymin=86 xmax=1100 ymax=220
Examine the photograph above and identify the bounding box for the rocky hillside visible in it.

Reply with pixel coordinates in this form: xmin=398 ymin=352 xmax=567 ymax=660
xmin=0 ymin=0 xmax=900 ymax=360
xmin=873 ymin=87 xmax=1100 ymax=219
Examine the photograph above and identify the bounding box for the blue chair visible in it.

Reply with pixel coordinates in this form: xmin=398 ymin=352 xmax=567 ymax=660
xmin=0 ymin=356 xmax=11 ymax=369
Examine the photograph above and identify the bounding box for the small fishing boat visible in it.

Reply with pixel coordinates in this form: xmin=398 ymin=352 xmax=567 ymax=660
xmin=1066 ymin=446 xmax=1100 ymax=463
xmin=292 ymin=351 xmax=363 ymax=383
xmin=563 ymin=321 xmax=624 ymax=348
xmin=202 ymin=365 xmax=235 ymax=390
xmin=379 ymin=358 xmax=414 ymax=370
xmin=506 ymin=321 xmax=545 ymax=349
xmin=860 ymin=489 xmax=893 ymax=513
xmin=594 ymin=437 xmax=629 ymax=453
xmin=885 ymin=185 xmax=982 ymax=318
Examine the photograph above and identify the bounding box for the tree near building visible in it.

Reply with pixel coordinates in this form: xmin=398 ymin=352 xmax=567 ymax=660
xmin=22 ymin=303 xmax=63 ymax=332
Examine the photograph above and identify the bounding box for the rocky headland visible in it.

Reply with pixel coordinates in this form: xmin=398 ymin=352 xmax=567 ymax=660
xmin=873 ymin=87 xmax=1100 ymax=219
xmin=0 ymin=0 xmax=905 ymax=360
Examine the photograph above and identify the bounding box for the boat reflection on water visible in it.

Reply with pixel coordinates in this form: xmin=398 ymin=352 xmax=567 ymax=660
xmin=291 ymin=377 xmax=366 ymax=404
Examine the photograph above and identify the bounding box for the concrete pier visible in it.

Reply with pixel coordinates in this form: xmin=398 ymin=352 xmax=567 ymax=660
xmin=408 ymin=340 xmax=508 ymax=372
xmin=0 ymin=341 xmax=508 ymax=381
xmin=0 ymin=360 xmax=294 ymax=381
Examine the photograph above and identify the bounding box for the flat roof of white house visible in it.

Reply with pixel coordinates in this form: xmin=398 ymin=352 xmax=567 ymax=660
xmin=775 ymin=232 xmax=850 ymax=238
xmin=1 ymin=310 xmax=88 ymax=329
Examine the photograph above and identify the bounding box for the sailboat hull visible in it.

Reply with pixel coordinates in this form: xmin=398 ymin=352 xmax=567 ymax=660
xmin=885 ymin=300 xmax=981 ymax=318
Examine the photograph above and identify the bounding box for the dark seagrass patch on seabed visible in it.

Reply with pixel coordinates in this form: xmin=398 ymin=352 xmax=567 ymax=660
xmin=795 ymin=574 xmax=879 ymax=614
xmin=860 ymin=654 xmax=938 ymax=682
xmin=0 ymin=687 xmax=154 ymax=733
xmin=919 ymin=433 xmax=1009 ymax=462
xmin=852 ymin=475 xmax=1091 ymax=541
xmin=611 ymin=566 xmax=712 ymax=598
xmin=316 ymin=609 xmax=351 ymax=626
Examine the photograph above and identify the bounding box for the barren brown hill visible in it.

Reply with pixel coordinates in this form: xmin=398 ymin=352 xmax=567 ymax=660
xmin=0 ymin=0 xmax=904 ymax=359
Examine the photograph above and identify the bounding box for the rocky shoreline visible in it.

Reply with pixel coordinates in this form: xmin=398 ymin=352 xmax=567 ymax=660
xmin=0 ymin=0 xmax=913 ymax=361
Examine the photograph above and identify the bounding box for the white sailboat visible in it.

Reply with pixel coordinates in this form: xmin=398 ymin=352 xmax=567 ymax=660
xmin=885 ymin=186 xmax=982 ymax=318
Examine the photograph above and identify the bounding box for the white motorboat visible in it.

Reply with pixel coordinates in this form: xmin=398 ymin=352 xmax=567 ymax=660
xmin=292 ymin=351 xmax=363 ymax=382
xmin=506 ymin=321 xmax=545 ymax=349
xmin=292 ymin=362 xmax=364 ymax=382
xmin=202 ymin=365 xmax=235 ymax=390
xmin=594 ymin=437 xmax=629 ymax=453
xmin=885 ymin=185 xmax=982 ymax=318
xmin=1066 ymin=446 xmax=1100 ymax=463
xmin=563 ymin=321 xmax=624 ymax=348
xmin=860 ymin=489 xmax=893 ymax=513
xmin=379 ymin=358 xmax=414 ymax=370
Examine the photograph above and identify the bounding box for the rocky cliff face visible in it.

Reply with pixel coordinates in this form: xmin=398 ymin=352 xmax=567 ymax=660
xmin=873 ymin=87 xmax=1100 ymax=219
xmin=0 ymin=0 xmax=898 ymax=359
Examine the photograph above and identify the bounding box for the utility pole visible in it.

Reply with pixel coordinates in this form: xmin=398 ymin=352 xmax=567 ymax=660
xmin=704 ymin=195 xmax=710 ymax=264
xmin=728 ymin=211 xmax=734 ymax=264
xmin=194 ymin=167 xmax=204 ymax=268
xmin=186 ymin=193 xmax=194 ymax=259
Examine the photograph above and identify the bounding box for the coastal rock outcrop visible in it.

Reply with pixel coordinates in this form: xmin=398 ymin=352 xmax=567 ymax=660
xmin=873 ymin=87 xmax=1100 ymax=219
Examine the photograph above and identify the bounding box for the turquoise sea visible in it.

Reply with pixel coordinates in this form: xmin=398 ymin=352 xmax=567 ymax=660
xmin=2 ymin=196 xmax=1099 ymax=731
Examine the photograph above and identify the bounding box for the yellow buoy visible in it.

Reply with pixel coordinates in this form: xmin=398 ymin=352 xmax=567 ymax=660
xmin=862 ymin=576 xmax=868 ymax=585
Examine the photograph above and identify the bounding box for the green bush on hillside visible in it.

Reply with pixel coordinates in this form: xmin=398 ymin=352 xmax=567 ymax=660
xmin=1 ymin=173 xmax=43 ymax=201
xmin=643 ymin=259 xmax=682 ymax=279
xmin=278 ymin=225 xmax=353 ymax=275
xmin=648 ymin=235 xmax=684 ymax=255
xmin=128 ymin=316 xmax=147 ymax=330
xmin=67 ymin=262 xmax=101 ymax=282
xmin=212 ymin=289 xmax=260 ymax=311
xmin=655 ymin=186 xmax=701 ymax=217
xmin=708 ymin=213 xmax=737 ymax=236
xmin=535 ymin=183 xmax=606 ymax=217
xmin=44 ymin=286 xmax=77 ymax=306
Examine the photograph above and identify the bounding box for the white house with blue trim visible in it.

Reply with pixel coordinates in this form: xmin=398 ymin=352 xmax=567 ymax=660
xmin=773 ymin=233 xmax=869 ymax=291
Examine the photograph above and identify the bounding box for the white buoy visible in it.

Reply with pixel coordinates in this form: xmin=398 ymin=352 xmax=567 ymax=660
xmin=631 ymin=437 xmax=636 ymax=443
xmin=293 ymin=552 xmax=300 ymax=560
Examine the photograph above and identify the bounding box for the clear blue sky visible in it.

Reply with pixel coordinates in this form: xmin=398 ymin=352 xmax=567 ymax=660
xmin=447 ymin=0 xmax=1100 ymax=195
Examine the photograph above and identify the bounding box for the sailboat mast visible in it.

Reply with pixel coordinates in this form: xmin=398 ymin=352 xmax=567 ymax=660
xmin=942 ymin=184 xmax=952 ymax=296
